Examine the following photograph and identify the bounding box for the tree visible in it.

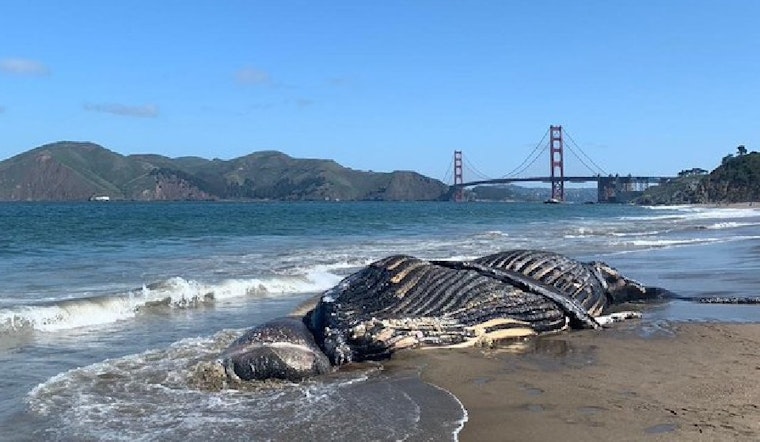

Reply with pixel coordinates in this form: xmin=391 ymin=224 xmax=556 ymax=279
xmin=737 ymin=145 xmax=747 ymax=156
xmin=677 ymin=168 xmax=708 ymax=177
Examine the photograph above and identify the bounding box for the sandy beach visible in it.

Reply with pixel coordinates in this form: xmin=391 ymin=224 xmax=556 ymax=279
xmin=385 ymin=321 xmax=760 ymax=441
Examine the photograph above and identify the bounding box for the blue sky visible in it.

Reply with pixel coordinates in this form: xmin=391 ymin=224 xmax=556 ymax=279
xmin=1 ymin=1 xmax=758 ymax=181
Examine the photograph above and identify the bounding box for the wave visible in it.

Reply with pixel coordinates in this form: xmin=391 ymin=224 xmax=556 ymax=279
xmin=632 ymin=205 xmax=760 ymax=221
xmin=471 ymin=230 xmax=509 ymax=239
xmin=617 ymin=214 xmax=683 ymax=222
xmin=562 ymin=225 xmax=615 ymax=238
xmin=619 ymin=237 xmax=722 ymax=249
xmin=702 ymin=221 xmax=760 ymax=230
xmin=562 ymin=223 xmax=666 ymax=239
xmin=427 ymin=382 xmax=469 ymax=441
xmin=676 ymin=207 xmax=760 ymax=220
xmin=0 ymin=270 xmax=343 ymax=334
xmin=608 ymin=207 xmax=760 ymax=244
xmin=27 ymin=331 xmax=463 ymax=441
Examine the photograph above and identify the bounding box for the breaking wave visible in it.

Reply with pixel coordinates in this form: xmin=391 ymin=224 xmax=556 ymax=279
xmin=702 ymin=221 xmax=760 ymax=230
xmin=620 ymin=238 xmax=722 ymax=248
xmin=632 ymin=205 xmax=760 ymax=221
xmin=0 ymin=270 xmax=343 ymax=334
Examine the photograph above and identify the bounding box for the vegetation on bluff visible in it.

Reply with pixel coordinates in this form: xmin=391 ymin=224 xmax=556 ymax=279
xmin=636 ymin=146 xmax=760 ymax=204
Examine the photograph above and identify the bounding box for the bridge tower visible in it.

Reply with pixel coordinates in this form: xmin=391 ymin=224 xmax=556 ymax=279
xmin=549 ymin=125 xmax=565 ymax=202
xmin=453 ymin=150 xmax=464 ymax=202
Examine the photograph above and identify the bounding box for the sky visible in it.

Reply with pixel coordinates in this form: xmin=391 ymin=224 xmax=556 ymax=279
xmin=1 ymin=1 xmax=758 ymax=182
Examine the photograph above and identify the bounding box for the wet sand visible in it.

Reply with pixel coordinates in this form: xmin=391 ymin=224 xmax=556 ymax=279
xmin=385 ymin=321 xmax=760 ymax=441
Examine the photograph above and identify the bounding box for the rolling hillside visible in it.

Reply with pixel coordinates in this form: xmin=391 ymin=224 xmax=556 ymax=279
xmin=0 ymin=142 xmax=448 ymax=201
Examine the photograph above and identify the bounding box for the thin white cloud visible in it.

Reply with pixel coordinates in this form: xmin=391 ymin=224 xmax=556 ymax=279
xmin=84 ymin=103 xmax=159 ymax=118
xmin=235 ymin=66 xmax=271 ymax=85
xmin=295 ymin=98 xmax=315 ymax=109
xmin=0 ymin=58 xmax=50 ymax=76
xmin=326 ymin=77 xmax=352 ymax=87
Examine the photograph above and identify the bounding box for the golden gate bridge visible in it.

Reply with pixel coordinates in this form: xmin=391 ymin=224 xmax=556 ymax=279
xmin=443 ymin=125 xmax=674 ymax=203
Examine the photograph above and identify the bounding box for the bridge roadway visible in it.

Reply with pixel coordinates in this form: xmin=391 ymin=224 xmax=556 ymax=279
xmin=458 ymin=176 xmax=602 ymax=186
xmin=455 ymin=176 xmax=672 ymax=187
xmin=452 ymin=175 xmax=675 ymax=203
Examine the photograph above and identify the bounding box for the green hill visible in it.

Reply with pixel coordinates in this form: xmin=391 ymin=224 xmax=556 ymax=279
xmin=0 ymin=142 xmax=447 ymax=201
xmin=635 ymin=151 xmax=760 ymax=204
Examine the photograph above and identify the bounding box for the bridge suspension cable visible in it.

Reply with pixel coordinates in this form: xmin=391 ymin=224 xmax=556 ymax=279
xmin=565 ymin=145 xmax=601 ymax=177
xmin=564 ymin=129 xmax=608 ymax=176
xmin=462 ymin=155 xmax=493 ymax=181
xmin=502 ymin=127 xmax=550 ymax=178
xmin=440 ymin=156 xmax=453 ymax=184
xmin=447 ymin=125 xmax=610 ymax=188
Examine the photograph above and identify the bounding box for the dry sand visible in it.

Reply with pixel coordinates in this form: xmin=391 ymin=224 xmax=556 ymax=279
xmin=385 ymin=321 xmax=760 ymax=441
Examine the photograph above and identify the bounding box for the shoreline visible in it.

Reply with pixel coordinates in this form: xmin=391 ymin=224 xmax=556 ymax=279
xmin=681 ymin=202 xmax=759 ymax=209
xmin=385 ymin=321 xmax=760 ymax=441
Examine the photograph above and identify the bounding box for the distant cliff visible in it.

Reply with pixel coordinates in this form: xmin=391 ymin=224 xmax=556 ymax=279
xmin=0 ymin=142 xmax=448 ymax=201
xmin=635 ymin=151 xmax=760 ymax=204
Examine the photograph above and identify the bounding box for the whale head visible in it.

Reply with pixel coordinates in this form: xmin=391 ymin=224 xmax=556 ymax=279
xmin=589 ymin=261 xmax=674 ymax=305
xmin=219 ymin=317 xmax=332 ymax=382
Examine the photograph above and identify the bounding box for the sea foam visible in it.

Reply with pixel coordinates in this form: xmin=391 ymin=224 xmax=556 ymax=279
xmin=26 ymin=331 xmax=463 ymax=441
xmin=0 ymin=268 xmax=344 ymax=334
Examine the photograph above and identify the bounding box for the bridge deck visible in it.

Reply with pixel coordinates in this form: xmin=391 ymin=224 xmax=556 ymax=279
xmin=455 ymin=176 xmax=673 ymax=187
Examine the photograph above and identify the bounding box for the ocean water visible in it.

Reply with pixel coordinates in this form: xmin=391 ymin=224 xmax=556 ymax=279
xmin=1 ymin=201 xmax=759 ymax=441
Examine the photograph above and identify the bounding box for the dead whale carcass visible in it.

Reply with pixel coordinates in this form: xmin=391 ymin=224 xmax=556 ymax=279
xmin=307 ymin=254 xmax=603 ymax=366
xmin=213 ymin=250 xmax=663 ymax=382
xmin=473 ymin=249 xmax=670 ymax=316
